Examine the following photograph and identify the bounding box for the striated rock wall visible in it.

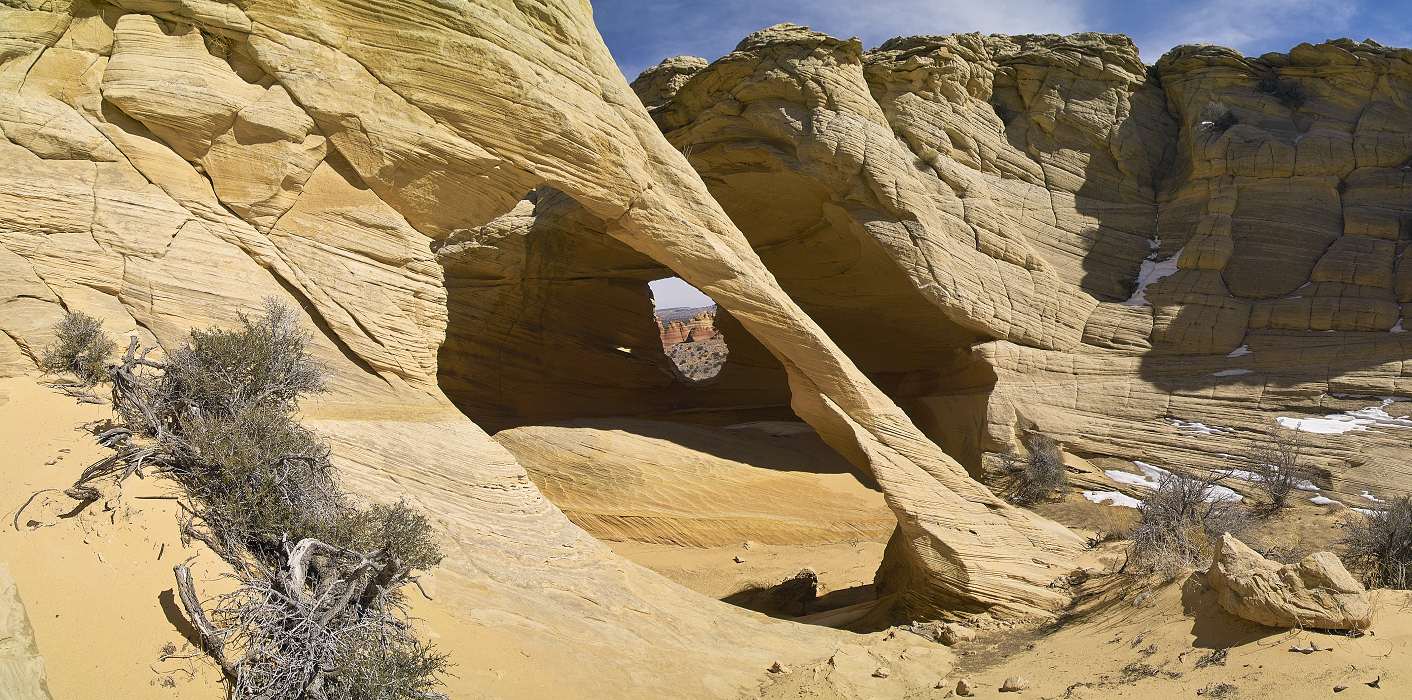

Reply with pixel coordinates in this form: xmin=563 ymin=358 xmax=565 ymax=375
xmin=0 ymin=1 xmax=1092 ymax=694
xmin=656 ymin=305 xmax=719 ymax=347
xmin=639 ymin=25 xmax=1412 ymax=508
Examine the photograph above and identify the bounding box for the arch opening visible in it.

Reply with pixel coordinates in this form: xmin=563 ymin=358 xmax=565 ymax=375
xmin=433 ymin=192 xmax=892 ymax=626
xmin=649 ymin=277 xmax=728 ymax=382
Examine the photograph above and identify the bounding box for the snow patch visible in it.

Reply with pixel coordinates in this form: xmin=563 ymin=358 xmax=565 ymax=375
xmin=1105 ymin=461 xmax=1242 ymax=502
xmin=1361 ymin=491 xmax=1385 ymax=503
xmin=1083 ymin=490 xmax=1143 ymax=509
xmin=1167 ymin=418 xmax=1236 ymax=435
xmin=1226 ymin=345 xmax=1253 ymax=357
xmin=1310 ymin=495 xmax=1343 ymax=507
xmin=1122 ymin=250 xmax=1183 ymax=307
xmin=1278 ymin=398 xmax=1412 ymax=434
xmin=1393 ymin=319 xmax=1405 ymax=334
xmin=1353 ymin=507 xmax=1381 ymax=516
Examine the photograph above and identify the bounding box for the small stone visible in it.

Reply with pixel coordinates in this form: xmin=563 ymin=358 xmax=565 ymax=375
xmin=742 ymin=540 xmax=758 ymax=550
xmin=1334 ymin=685 xmax=1347 ymax=693
xmin=733 ymin=555 xmax=745 ymax=564
xmin=1000 ymin=676 xmax=1030 ymax=692
xmin=872 ymin=666 xmax=890 ymax=678
xmin=768 ymin=661 xmax=790 ymax=674
xmin=956 ymin=678 xmax=976 ymax=696
xmin=942 ymin=623 xmax=977 ymax=646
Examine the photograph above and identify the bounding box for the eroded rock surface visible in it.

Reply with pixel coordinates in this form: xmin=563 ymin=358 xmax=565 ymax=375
xmin=1208 ymin=534 xmax=1372 ymax=630
xmin=0 ymin=564 xmax=51 ymax=700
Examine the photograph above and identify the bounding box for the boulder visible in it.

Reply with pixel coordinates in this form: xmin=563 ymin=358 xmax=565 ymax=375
xmin=1207 ymin=534 xmax=1372 ymax=630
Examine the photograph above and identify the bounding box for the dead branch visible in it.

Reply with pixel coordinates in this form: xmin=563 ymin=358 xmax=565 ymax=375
xmin=173 ymin=562 xmax=237 ymax=681
xmin=12 ymin=489 xmax=60 ymax=531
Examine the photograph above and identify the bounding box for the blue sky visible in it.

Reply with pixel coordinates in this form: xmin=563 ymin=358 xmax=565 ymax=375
xmin=595 ymin=0 xmax=1412 ymax=80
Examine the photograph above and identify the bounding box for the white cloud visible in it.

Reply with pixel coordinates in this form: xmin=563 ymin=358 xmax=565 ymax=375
xmin=793 ymin=0 xmax=1089 ymax=47
xmin=1131 ymin=0 xmax=1358 ymax=61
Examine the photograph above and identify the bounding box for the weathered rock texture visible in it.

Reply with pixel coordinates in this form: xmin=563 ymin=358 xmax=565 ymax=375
xmin=636 ymin=25 xmax=1412 ymax=510
xmin=656 ymin=304 xmax=719 ymax=346
xmin=496 ymin=419 xmax=893 ymax=547
xmin=0 ymin=564 xmax=50 ymax=700
xmin=5 ymin=0 xmax=1412 ymax=693
xmin=0 ymin=1 xmax=1098 ymax=695
xmin=1208 ymin=534 xmax=1372 ymax=630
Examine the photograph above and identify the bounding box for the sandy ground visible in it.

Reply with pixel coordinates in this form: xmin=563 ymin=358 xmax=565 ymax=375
xmin=0 ymin=377 xmax=226 ymax=698
xmin=610 ymin=539 xmax=886 ymax=615
xmin=9 ymin=371 xmax=1412 ymax=699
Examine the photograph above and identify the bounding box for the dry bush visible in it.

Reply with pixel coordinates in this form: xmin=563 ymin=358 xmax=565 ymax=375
xmin=1342 ymin=496 xmax=1412 ymax=589
xmin=1248 ymin=428 xmax=1311 ymax=513
xmin=1127 ymin=469 xmax=1251 ymax=576
xmin=70 ymin=299 xmax=448 ymax=698
xmin=40 ymin=311 xmax=116 ymax=386
xmin=1001 ymin=433 xmax=1067 ymax=505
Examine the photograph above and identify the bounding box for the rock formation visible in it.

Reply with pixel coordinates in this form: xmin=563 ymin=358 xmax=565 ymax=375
xmin=1208 ymin=534 xmax=1372 ymax=630
xmin=0 ymin=564 xmax=50 ymax=700
xmin=0 ymin=1 xmax=1085 ymax=694
xmin=656 ymin=304 xmax=719 ymax=347
xmin=4 ymin=0 xmax=1412 ymax=694
xmin=635 ymin=25 xmax=1412 ymax=507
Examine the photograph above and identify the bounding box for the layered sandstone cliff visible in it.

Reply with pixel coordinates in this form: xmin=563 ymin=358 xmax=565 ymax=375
xmin=633 ymin=25 xmax=1412 ymax=507
xmin=4 ymin=0 xmax=1412 ymax=696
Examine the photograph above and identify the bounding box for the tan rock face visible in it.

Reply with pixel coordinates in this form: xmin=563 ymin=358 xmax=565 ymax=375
xmin=0 ymin=1 xmax=1095 ymax=694
xmin=1208 ymin=534 xmax=1372 ymax=631
xmin=3 ymin=0 xmax=1411 ymax=694
xmin=0 ymin=564 xmax=51 ymax=700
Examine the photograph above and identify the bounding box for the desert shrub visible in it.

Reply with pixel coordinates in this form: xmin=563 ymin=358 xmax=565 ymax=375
xmin=161 ymin=298 xmax=324 ymax=419
xmin=1257 ymin=77 xmax=1306 ymax=109
xmin=1247 ymin=428 xmax=1311 ymax=512
xmin=40 ymin=311 xmax=116 ymax=386
xmin=1001 ymin=433 xmax=1067 ymax=505
xmin=1342 ymin=496 xmax=1412 ymax=589
xmin=1127 ymin=469 xmax=1250 ymax=576
xmin=71 ymin=299 xmax=447 ymax=698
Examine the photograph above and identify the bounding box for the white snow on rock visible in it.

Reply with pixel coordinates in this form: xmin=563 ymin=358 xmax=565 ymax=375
xmin=1105 ymin=461 xmax=1242 ymax=502
xmin=1226 ymin=345 xmax=1253 ymax=357
xmin=1278 ymin=398 xmax=1412 ymax=434
xmin=1361 ymin=491 xmax=1385 ymax=503
xmin=1353 ymin=507 xmax=1381 ymax=516
xmin=1083 ymin=490 xmax=1143 ymax=509
xmin=1122 ymin=250 xmax=1183 ymax=307
xmin=1212 ymin=368 xmax=1252 ymax=377
xmin=1213 ymin=468 xmax=1262 ymax=482
xmin=1310 ymin=495 xmax=1343 ymax=507
xmin=1168 ymin=418 xmax=1235 ymax=435
xmin=1392 ymin=319 xmax=1405 ymax=334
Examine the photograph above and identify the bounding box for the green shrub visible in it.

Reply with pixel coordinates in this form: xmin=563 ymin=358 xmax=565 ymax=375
xmin=40 ymin=311 xmax=116 ymax=386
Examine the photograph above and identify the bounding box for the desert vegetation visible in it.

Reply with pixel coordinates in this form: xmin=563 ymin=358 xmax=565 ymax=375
xmin=39 ymin=311 xmax=116 ymax=388
xmin=999 ymin=433 xmax=1067 ymax=505
xmin=60 ymin=300 xmax=448 ymax=699
xmin=1126 ymin=469 xmax=1250 ymax=576
xmin=1247 ymin=429 xmax=1312 ymax=513
xmin=1343 ymin=496 xmax=1412 ymax=590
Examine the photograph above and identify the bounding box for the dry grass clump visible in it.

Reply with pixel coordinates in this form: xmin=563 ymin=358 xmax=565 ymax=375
xmin=63 ymin=299 xmax=448 ymax=699
xmin=1342 ymin=496 xmax=1412 ymax=589
xmin=1247 ymin=428 xmax=1313 ymax=513
xmin=40 ymin=311 xmax=116 ymax=387
xmin=1000 ymin=433 xmax=1067 ymax=506
xmin=1126 ymin=469 xmax=1251 ymax=577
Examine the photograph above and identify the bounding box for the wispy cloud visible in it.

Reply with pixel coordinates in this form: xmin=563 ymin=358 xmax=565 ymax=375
xmin=1125 ymin=0 xmax=1359 ymax=61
